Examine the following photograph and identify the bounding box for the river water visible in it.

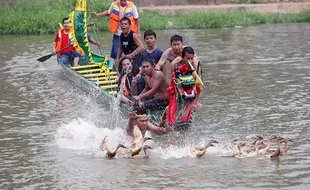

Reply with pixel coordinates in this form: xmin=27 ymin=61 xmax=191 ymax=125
xmin=0 ymin=24 xmax=309 ymax=189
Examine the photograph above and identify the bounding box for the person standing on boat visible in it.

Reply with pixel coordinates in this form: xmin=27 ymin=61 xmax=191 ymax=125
xmin=141 ymin=30 xmax=164 ymax=65
xmin=91 ymin=0 xmax=141 ymax=60
xmin=52 ymin=17 xmax=80 ymax=67
xmin=116 ymin=17 xmax=144 ymax=71
xmin=133 ymin=59 xmax=169 ymax=112
xmin=131 ymin=30 xmax=163 ymax=96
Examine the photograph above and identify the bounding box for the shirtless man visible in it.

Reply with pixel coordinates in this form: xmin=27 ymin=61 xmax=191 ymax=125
xmin=155 ymin=35 xmax=201 ymax=78
xmin=155 ymin=34 xmax=183 ymax=77
xmin=133 ymin=58 xmax=169 ymax=111
xmin=126 ymin=111 xmax=172 ymax=138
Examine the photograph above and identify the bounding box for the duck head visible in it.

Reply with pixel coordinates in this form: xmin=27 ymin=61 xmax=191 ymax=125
xmin=207 ymin=140 xmax=219 ymax=147
xmin=117 ymin=144 xmax=127 ymax=149
xmin=143 ymin=145 xmax=152 ymax=150
xmin=143 ymin=137 xmax=152 ymax=142
xmin=281 ymin=138 xmax=293 ymax=143
xmin=268 ymin=135 xmax=277 ymax=141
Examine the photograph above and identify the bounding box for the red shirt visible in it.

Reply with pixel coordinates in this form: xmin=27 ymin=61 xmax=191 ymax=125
xmin=54 ymin=29 xmax=75 ymax=54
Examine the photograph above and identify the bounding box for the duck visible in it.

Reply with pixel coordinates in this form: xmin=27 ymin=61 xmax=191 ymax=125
xmin=258 ymin=135 xmax=277 ymax=155
xmin=266 ymin=136 xmax=284 ymax=159
xmin=280 ymin=137 xmax=293 ymax=155
xmin=132 ymin=145 xmax=153 ymax=159
xmin=243 ymin=140 xmax=262 ymax=158
xmin=99 ymin=136 xmax=127 ymax=159
xmin=230 ymin=140 xmax=247 ymax=157
xmin=130 ymin=137 xmax=153 ymax=157
xmin=190 ymin=140 xmax=218 ymax=158
xmin=245 ymin=135 xmax=265 ymax=153
xmin=131 ymin=136 xmax=152 ymax=148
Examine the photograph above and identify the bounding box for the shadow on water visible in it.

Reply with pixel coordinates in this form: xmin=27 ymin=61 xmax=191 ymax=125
xmin=0 ymin=24 xmax=310 ymax=189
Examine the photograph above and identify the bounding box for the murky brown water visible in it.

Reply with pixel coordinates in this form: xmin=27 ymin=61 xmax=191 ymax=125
xmin=0 ymin=24 xmax=309 ymax=189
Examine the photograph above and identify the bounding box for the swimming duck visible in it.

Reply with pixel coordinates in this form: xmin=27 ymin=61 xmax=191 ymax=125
xmin=129 ymin=137 xmax=153 ymax=157
xmin=132 ymin=145 xmax=153 ymax=159
xmin=245 ymin=135 xmax=265 ymax=153
xmin=190 ymin=140 xmax=218 ymax=158
xmin=266 ymin=136 xmax=284 ymax=159
xmin=280 ymin=137 xmax=293 ymax=155
xmin=131 ymin=136 xmax=152 ymax=148
xmin=230 ymin=140 xmax=247 ymax=157
xmin=99 ymin=136 xmax=127 ymax=159
xmin=243 ymin=140 xmax=262 ymax=158
xmin=258 ymin=135 xmax=277 ymax=155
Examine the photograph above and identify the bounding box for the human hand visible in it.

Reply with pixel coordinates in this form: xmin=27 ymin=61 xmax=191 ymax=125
xmin=128 ymin=111 xmax=138 ymax=119
xmin=133 ymin=96 xmax=141 ymax=101
xmin=126 ymin=99 xmax=133 ymax=105
xmin=52 ymin=50 xmax=57 ymax=55
xmin=172 ymin=56 xmax=182 ymax=64
xmin=128 ymin=52 xmax=135 ymax=59
xmin=164 ymin=126 xmax=173 ymax=133
xmin=115 ymin=58 xmax=120 ymax=65
xmin=91 ymin=12 xmax=97 ymax=18
xmin=193 ymin=102 xmax=201 ymax=112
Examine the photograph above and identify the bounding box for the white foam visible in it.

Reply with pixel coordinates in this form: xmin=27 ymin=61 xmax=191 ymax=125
xmin=55 ymin=118 xmax=130 ymax=156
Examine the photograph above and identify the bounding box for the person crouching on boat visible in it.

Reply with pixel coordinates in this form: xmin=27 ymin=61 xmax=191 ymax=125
xmin=117 ymin=56 xmax=140 ymax=105
xmin=132 ymin=58 xmax=169 ymax=111
xmin=52 ymin=17 xmax=80 ymax=67
xmin=165 ymin=46 xmax=203 ymax=127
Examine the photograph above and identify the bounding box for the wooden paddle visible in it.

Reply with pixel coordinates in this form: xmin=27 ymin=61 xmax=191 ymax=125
xmin=188 ymin=60 xmax=205 ymax=88
xmin=37 ymin=45 xmax=73 ymax=62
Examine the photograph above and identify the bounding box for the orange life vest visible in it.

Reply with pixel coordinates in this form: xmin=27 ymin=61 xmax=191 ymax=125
xmin=121 ymin=75 xmax=130 ymax=95
xmin=109 ymin=1 xmax=137 ymax=33
xmin=55 ymin=27 xmax=83 ymax=56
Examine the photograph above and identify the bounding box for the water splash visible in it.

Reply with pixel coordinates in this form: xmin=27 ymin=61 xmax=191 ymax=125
xmin=55 ymin=118 xmax=130 ymax=156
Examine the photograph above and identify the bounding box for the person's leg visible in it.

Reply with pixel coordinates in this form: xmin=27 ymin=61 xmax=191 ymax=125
xmin=71 ymin=51 xmax=80 ymax=67
xmin=110 ymin=34 xmax=120 ymax=59
xmin=59 ymin=54 xmax=71 ymax=66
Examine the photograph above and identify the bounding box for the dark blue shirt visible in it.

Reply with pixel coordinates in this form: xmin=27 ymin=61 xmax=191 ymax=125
xmin=141 ymin=48 xmax=163 ymax=65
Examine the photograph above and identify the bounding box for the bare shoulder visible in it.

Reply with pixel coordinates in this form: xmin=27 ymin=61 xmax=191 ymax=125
xmin=154 ymin=70 xmax=164 ymax=79
xmin=163 ymin=47 xmax=172 ymax=54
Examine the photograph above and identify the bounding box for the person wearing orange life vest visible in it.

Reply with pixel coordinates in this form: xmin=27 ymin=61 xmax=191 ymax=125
xmin=91 ymin=0 xmax=140 ymax=60
xmin=52 ymin=17 xmax=80 ymax=67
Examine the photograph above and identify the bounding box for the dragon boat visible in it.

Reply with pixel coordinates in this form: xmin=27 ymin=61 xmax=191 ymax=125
xmin=58 ymin=0 xmax=203 ymax=129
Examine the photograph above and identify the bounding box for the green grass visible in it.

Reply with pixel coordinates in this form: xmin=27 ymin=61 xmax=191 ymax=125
xmin=1 ymin=0 xmax=310 ymax=35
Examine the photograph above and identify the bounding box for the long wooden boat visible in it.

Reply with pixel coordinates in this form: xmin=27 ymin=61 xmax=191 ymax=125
xmin=59 ymin=0 xmax=202 ymax=129
xmin=58 ymin=0 xmax=166 ymax=124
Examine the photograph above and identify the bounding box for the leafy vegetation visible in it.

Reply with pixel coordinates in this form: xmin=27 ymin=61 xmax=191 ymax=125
xmin=1 ymin=0 xmax=310 ymax=35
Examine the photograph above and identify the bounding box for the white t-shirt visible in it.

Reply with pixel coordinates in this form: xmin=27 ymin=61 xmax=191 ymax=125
xmin=108 ymin=3 xmax=139 ymax=36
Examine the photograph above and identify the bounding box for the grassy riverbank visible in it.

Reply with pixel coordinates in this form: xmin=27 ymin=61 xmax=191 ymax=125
xmin=1 ymin=0 xmax=310 ymax=35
